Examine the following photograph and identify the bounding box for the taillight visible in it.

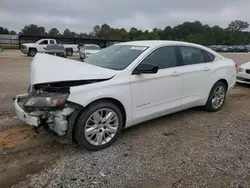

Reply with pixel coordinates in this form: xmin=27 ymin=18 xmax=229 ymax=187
xmin=77 ymin=45 xmax=80 ymax=50
xmin=235 ymin=63 xmax=238 ymax=70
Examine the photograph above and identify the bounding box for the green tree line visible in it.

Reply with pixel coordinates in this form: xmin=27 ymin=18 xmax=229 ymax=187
xmin=1 ymin=20 xmax=250 ymax=45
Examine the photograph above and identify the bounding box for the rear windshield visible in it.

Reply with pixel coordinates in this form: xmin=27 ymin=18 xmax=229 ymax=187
xmin=84 ymin=45 xmax=148 ymax=70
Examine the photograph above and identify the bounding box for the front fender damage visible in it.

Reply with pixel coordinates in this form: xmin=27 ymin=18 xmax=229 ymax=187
xmin=15 ymin=94 xmax=80 ymax=136
xmin=17 ymin=78 xmax=112 ymax=137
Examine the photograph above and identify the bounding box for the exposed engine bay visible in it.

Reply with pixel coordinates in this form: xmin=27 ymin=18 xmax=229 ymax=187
xmin=16 ymin=78 xmax=110 ymax=136
xmin=14 ymin=53 xmax=117 ymax=137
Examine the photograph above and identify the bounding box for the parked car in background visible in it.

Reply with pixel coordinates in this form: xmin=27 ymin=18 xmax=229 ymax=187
xmin=246 ymin=45 xmax=250 ymax=52
xmin=236 ymin=61 xmax=250 ymax=84
xmin=21 ymin=39 xmax=78 ymax=57
xmin=208 ymin=45 xmax=217 ymax=51
xmin=14 ymin=40 xmax=236 ymax=151
xmin=79 ymin=44 xmax=101 ymax=61
xmin=43 ymin=44 xmax=67 ymax=58
xmin=236 ymin=45 xmax=248 ymax=53
xmin=227 ymin=46 xmax=236 ymax=52
xmin=216 ymin=46 xmax=228 ymax=52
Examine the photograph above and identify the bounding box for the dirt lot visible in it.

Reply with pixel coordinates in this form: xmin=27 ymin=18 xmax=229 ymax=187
xmin=1 ymin=50 xmax=250 ymax=188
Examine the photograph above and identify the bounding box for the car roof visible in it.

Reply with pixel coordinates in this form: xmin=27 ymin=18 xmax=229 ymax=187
xmin=116 ymin=40 xmax=221 ymax=57
xmin=118 ymin=40 xmax=205 ymax=48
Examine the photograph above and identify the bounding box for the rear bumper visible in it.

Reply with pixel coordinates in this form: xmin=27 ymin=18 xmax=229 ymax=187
xmin=14 ymin=94 xmax=40 ymax=126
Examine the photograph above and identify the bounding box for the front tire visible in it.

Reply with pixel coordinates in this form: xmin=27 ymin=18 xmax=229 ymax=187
xmin=28 ymin=49 xmax=37 ymax=57
xmin=204 ymin=81 xmax=227 ymax=112
xmin=74 ymin=101 xmax=123 ymax=151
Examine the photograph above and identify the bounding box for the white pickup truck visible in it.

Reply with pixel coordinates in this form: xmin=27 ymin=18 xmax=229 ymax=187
xmin=21 ymin=39 xmax=79 ymax=57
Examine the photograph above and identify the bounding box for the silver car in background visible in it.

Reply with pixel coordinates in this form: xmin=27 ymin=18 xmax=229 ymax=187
xmin=79 ymin=44 xmax=101 ymax=61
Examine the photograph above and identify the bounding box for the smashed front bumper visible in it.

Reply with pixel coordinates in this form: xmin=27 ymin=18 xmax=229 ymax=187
xmin=21 ymin=49 xmax=28 ymax=54
xmin=14 ymin=94 xmax=76 ymax=136
xmin=14 ymin=94 xmax=40 ymax=126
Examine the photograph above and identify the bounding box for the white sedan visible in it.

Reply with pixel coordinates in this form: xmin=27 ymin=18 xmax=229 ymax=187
xmin=14 ymin=40 xmax=237 ymax=150
xmin=79 ymin=44 xmax=101 ymax=61
xmin=236 ymin=61 xmax=250 ymax=84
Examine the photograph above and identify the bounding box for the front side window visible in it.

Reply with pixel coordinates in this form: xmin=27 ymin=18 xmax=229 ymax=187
xmin=139 ymin=46 xmax=178 ymax=69
xmin=179 ymin=46 xmax=205 ymax=65
xmin=39 ymin=40 xmax=48 ymax=45
xmin=84 ymin=45 xmax=148 ymax=70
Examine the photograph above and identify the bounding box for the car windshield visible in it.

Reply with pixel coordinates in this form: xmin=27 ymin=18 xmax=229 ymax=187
xmin=84 ymin=45 xmax=148 ymax=70
xmin=46 ymin=45 xmax=64 ymax=50
xmin=35 ymin=39 xmax=42 ymax=44
xmin=85 ymin=45 xmax=101 ymax=50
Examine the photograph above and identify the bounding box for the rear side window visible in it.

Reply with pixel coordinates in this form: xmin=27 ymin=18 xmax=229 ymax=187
xmin=50 ymin=40 xmax=55 ymax=44
xmin=179 ymin=46 xmax=205 ymax=65
xmin=203 ymin=50 xmax=215 ymax=62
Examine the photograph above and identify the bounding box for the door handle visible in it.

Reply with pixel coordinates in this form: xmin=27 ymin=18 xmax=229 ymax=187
xmin=171 ymin=71 xmax=181 ymax=76
xmin=204 ymin=67 xmax=211 ymax=71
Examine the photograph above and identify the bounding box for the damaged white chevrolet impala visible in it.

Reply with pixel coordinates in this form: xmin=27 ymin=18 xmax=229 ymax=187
xmin=14 ymin=40 xmax=236 ymax=150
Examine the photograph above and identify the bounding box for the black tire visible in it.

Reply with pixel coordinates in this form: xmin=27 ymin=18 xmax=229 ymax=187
xmin=204 ymin=81 xmax=227 ymax=112
xmin=74 ymin=101 xmax=123 ymax=151
xmin=67 ymin=51 xmax=73 ymax=56
xmin=28 ymin=49 xmax=37 ymax=57
xmin=66 ymin=49 xmax=73 ymax=56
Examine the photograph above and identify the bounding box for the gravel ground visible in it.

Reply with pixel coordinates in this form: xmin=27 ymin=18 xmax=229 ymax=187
xmin=1 ymin=50 xmax=250 ymax=188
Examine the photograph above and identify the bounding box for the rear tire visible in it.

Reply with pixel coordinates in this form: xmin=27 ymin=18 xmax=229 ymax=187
xmin=204 ymin=81 xmax=227 ymax=112
xmin=66 ymin=48 xmax=73 ymax=56
xmin=67 ymin=51 xmax=73 ymax=56
xmin=74 ymin=101 xmax=123 ymax=151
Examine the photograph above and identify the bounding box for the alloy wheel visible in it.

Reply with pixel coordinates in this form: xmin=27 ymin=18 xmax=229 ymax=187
xmin=212 ymin=85 xmax=225 ymax=109
xmin=84 ymin=108 xmax=119 ymax=146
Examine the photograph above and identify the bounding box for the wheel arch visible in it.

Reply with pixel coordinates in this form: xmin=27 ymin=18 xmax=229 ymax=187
xmin=204 ymin=78 xmax=228 ymax=112
xmin=29 ymin=47 xmax=37 ymax=52
xmin=85 ymin=97 xmax=127 ymax=127
xmin=204 ymin=78 xmax=229 ymax=106
xmin=27 ymin=47 xmax=37 ymax=57
xmin=216 ymin=78 xmax=228 ymax=91
xmin=65 ymin=47 xmax=73 ymax=52
xmin=70 ymin=97 xmax=127 ymax=141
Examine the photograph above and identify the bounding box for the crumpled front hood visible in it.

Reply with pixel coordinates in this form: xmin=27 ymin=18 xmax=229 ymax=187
xmin=30 ymin=53 xmax=116 ymax=85
xmin=240 ymin=61 xmax=250 ymax=69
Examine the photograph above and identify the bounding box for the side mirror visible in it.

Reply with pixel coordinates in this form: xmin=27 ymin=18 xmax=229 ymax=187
xmin=133 ymin=63 xmax=159 ymax=75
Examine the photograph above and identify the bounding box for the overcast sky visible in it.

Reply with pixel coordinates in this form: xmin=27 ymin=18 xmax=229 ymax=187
xmin=1 ymin=0 xmax=250 ymax=33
